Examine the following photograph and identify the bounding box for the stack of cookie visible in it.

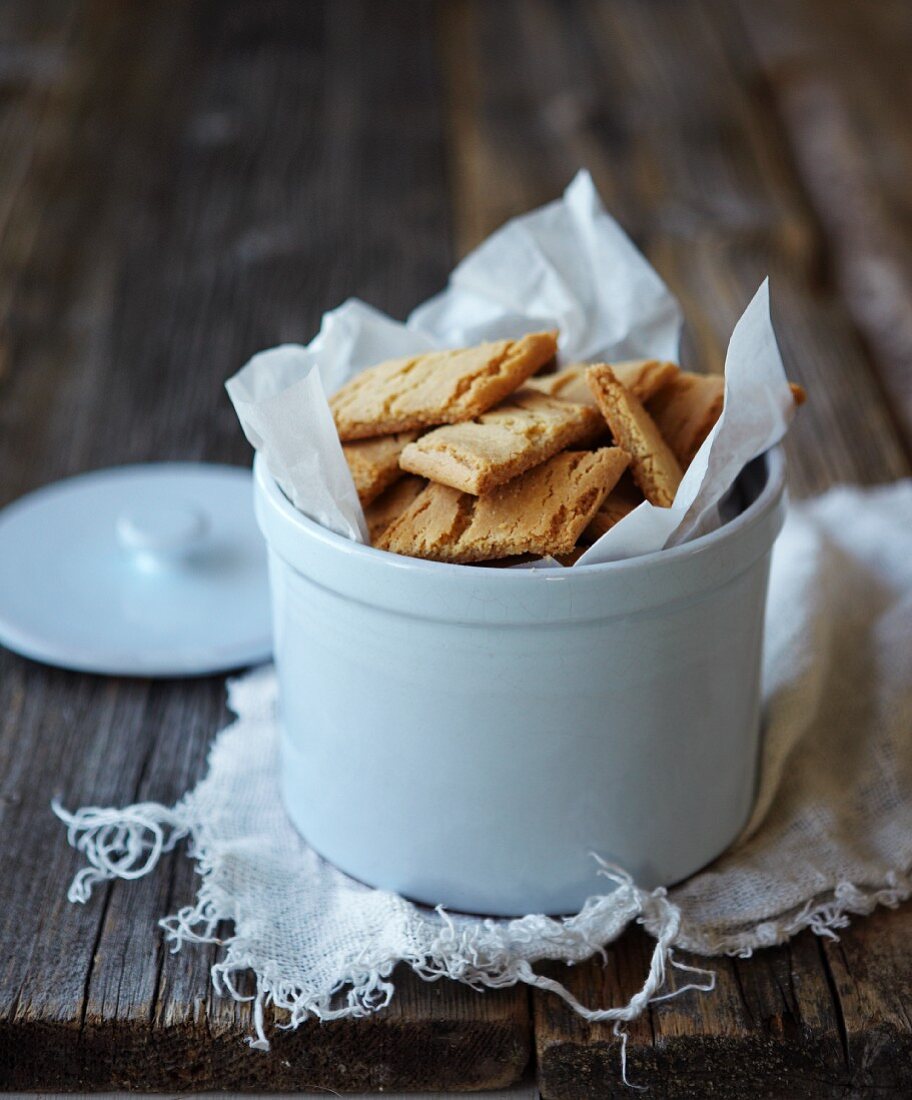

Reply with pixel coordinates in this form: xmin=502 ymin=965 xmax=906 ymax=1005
xmin=330 ymin=332 xmax=802 ymax=564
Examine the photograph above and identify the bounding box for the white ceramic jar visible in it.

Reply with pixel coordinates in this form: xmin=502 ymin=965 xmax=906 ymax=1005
xmin=255 ymin=449 xmax=786 ymax=916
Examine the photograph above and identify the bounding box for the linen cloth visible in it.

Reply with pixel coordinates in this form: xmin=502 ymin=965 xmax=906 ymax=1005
xmin=56 ymin=481 xmax=912 ymax=1051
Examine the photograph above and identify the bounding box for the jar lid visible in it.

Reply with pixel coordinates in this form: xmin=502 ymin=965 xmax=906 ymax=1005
xmin=0 ymin=463 xmax=271 ymax=676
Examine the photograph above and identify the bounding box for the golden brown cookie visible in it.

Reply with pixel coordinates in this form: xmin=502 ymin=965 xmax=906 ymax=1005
xmin=582 ymin=472 xmax=644 ymax=542
xmin=527 ymin=358 xmax=679 ymax=407
xmin=398 ymin=389 xmax=603 ymax=495
xmin=587 ymin=365 xmax=682 ymax=507
xmin=331 ymin=331 xmax=557 ymax=441
xmin=343 ymin=431 xmax=420 ymax=505
xmin=647 ymin=373 xmax=807 ymax=469
xmin=364 ymin=475 xmax=426 ymax=543
xmin=645 ymin=372 xmax=724 ymax=469
xmin=377 ymin=447 xmax=630 ymax=563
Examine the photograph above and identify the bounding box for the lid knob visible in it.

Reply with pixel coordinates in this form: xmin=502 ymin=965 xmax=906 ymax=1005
xmin=116 ymin=501 xmax=209 ymax=570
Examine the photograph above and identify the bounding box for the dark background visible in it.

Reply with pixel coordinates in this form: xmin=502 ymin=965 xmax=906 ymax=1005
xmin=1 ymin=1 xmax=911 ymax=1094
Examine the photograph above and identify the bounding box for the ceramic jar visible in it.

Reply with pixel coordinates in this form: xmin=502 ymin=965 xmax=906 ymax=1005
xmin=255 ymin=449 xmax=786 ymax=916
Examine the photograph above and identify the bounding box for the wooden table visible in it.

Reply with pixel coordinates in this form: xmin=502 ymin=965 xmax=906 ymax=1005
xmin=1 ymin=2 xmax=910 ymax=1095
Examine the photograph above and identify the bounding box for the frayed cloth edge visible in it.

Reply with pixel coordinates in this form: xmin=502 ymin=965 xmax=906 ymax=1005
xmin=52 ymin=795 xmax=910 ymax=1086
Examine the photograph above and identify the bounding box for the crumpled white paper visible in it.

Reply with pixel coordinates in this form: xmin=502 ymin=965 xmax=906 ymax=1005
xmin=409 ymin=169 xmax=682 ymax=359
xmin=226 ymin=171 xmax=796 ymax=562
xmin=225 ymin=345 xmax=368 ymax=543
xmin=578 ymin=280 xmax=792 ymax=563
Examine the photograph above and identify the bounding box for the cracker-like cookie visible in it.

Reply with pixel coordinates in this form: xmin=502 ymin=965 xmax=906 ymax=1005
xmin=398 ymin=389 xmax=603 ymax=495
xmin=646 ymin=372 xmax=724 ymax=469
xmin=377 ymin=447 xmax=630 ymax=563
xmin=527 ymin=358 xmax=678 ymax=407
xmin=343 ymin=430 xmax=420 ymax=505
xmin=648 ymin=374 xmax=807 ymax=469
xmin=364 ymin=475 xmax=426 ymax=543
xmin=583 ymin=472 xmax=644 ymax=542
xmin=331 ymin=331 xmax=557 ymax=441
xmin=587 ymin=365 xmax=682 ymax=507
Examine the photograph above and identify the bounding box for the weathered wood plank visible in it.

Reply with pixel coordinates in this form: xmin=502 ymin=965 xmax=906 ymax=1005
xmin=737 ymin=0 xmax=912 ymax=457
xmin=0 ymin=0 xmax=528 ymax=1091
xmin=444 ymin=0 xmax=910 ymax=501
xmin=533 ymin=930 xmax=849 ymax=1099
xmin=441 ymin=1 xmax=912 ymax=1095
xmin=819 ymin=906 xmax=912 ymax=1096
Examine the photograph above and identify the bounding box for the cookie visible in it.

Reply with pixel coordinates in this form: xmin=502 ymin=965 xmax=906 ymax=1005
xmin=527 ymin=358 xmax=679 ymax=407
xmin=343 ymin=431 xmax=420 ymax=505
xmin=587 ymin=364 xmax=682 ymax=507
xmin=398 ymin=389 xmax=603 ymax=495
xmin=331 ymin=331 xmax=557 ymax=441
xmin=583 ymin=472 xmax=644 ymax=542
xmin=364 ymin=475 xmax=426 ymax=543
xmin=647 ymin=374 xmax=807 ymax=469
xmin=645 ymin=372 xmax=724 ymax=469
xmin=377 ymin=447 xmax=630 ymax=563
xmin=789 ymin=381 xmax=807 ymax=406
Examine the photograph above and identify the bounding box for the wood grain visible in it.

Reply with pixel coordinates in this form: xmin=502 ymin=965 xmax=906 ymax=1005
xmin=737 ymin=0 xmax=912 ymax=455
xmin=0 ymin=0 xmax=526 ymax=1091
xmin=439 ymin=1 xmax=912 ymax=1095
xmin=533 ymin=931 xmax=850 ymax=1099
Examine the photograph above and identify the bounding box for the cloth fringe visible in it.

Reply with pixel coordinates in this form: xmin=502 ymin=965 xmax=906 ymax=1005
xmin=53 ymin=800 xmax=713 ymax=1085
xmin=52 ymin=799 xmax=190 ymax=903
xmin=666 ymin=873 xmax=912 ymax=958
xmin=53 ymin=796 xmax=909 ymax=1087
